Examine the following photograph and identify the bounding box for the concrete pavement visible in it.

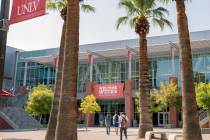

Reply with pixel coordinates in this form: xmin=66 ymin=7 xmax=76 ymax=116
xmin=0 ymin=127 xmax=210 ymax=140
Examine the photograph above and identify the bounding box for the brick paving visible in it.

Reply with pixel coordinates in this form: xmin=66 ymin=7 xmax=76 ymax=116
xmin=0 ymin=127 xmax=210 ymax=140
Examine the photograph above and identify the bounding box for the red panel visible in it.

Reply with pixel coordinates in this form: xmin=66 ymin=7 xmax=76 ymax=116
xmin=93 ymin=83 xmax=124 ymax=99
xmin=0 ymin=117 xmax=13 ymax=129
xmin=10 ymin=0 xmax=46 ymax=24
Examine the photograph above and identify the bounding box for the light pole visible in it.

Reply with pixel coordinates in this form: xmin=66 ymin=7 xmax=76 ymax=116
xmin=0 ymin=0 xmax=10 ymax=90
xmin=0 ymin=0 xmax=10 ymax=105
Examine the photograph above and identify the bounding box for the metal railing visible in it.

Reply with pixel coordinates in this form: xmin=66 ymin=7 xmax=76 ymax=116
xmin=199 ymin=110 xmax=208 ymax=121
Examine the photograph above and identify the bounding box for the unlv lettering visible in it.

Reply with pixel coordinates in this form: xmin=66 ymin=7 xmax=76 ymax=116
xmin=17 ymin=0 xmax=40 ymax=16
xmin=10 ymin=0 xmax=46 ymax=24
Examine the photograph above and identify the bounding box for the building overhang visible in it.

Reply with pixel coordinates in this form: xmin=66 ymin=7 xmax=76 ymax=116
xmin=19 ymin=30 xmax=210 ymax=64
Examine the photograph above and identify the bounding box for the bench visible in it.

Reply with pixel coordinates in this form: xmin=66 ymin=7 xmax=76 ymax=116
xmin=145 ymin=131 xmax=167 ymax=140
xmin=168 ymin=133 xmax=183 ymax=140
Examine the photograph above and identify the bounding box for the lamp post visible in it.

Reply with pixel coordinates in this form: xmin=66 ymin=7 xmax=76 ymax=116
xmin=0 ymin=0 xmax=10 ymax=104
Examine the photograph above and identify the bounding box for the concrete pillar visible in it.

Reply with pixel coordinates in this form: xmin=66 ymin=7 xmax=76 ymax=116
xmin=23 ymin=62 xmax=28 ymax=86
xmin=169 ymin=77 xmax=178 ymax=127
xmin=124 ymin=80 xmax=134 ymax=127
xmin=85 ymin=81 xmax=95 ymax=126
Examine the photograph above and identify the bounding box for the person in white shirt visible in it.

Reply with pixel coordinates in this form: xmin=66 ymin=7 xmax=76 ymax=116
xmin=119 ymin=112 xmax=129 ymax=140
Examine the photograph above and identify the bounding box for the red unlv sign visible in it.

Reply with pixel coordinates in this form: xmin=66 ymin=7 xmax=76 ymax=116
xmin=10 ymin=0 xmax=46 ymax=24
xmin=93 ymin=83 xmax=124 ymax=99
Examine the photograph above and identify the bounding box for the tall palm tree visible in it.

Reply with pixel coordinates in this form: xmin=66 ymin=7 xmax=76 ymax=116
xmin=54 ymin=0 xmax=79 ymax=138
xmin=45 ymin=1 xmax=94 ymax=140
xmin=160 ymin=0 xmax=202 ymax=140
xmin=116 ymin=0 xmax=172 ymax=138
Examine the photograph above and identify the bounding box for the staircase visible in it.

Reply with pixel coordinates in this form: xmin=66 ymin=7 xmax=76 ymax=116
xmin=0 ymin=107 xmax=43 ymax=129
xmin=199 ymin=110 xmax=209 ymax=128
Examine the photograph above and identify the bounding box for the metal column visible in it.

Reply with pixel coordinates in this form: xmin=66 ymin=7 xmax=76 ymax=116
xmin=13 ymin=51 xmax=19 ymax=93
xmin=23 ymin=62 xmax=28 ymax=86
xmin=128 ymin=50 xmax=132 ymax=80
xmin=88 ymin=54 xmax=93 ymax=82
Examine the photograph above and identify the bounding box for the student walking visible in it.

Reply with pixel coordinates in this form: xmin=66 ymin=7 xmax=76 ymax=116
xmin=105 ymin=112 xmax=112 ymax=135
xmin=119 ymin=112 xmax=129 ymax=140
xmin=113 ymin=112 xmax=120 ymax=135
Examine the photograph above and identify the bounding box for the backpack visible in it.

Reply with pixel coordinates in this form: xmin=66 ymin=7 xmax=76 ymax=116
xmin=121 ymin=116 xmax=127 ymax=128
xmin=114 ymin=115 xmax=119 ymax=122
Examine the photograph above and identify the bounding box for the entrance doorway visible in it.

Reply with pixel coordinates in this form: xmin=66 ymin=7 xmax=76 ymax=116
xmin=158 ymin=112 xmax=169 ymax=127
xmin=95 ymin=99 xmax=124 ymax=125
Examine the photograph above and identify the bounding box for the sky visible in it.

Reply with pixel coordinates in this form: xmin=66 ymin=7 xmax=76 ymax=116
xmin=4 ymin=0 xmax=210 ymax=51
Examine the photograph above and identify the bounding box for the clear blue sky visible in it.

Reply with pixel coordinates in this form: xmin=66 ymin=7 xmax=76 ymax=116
xmin=6 ymin=0 xmax=210 ymax=51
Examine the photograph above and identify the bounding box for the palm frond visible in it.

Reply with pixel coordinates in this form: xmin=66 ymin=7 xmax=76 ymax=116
xmin=152 ymin=18 xmax=164 ymax=30
xmin=160 ymin=18 xmax=173 ymax=29
xmin=117 ymin=0 xmax=172 ymax=32
xmin=152 ymin=7 xmax=169 ymax=17
xmin=130 ymin=16 xmax=139 ymax=28
xmin=81 ymin=4 xmax=95 ymax=13
xmin=47 ymin=0 xmax=67 ymax=11
xmin=119 ymin=0 xmax=138 ymax=16
xmin=116 ymin=16 xmax=129 ymax=29
xmin=158 ymin=0 xmax=171 ymax=5
xmin=152 ymin=17 xmax=173 ymax=31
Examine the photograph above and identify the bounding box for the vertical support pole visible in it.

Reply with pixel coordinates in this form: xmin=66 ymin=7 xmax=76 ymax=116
xmin=108 ymin=62 xmax=112 ymax=83
xmin=23 ymin=62 xmax=28 ymax=86
xmin=0 ymin=0 xmax=10 ymax=92
xmin=88 ymin=54 xmax=93 ymax=82
xmin=171 ymin=46 xmax=176 ymax=76
xmin=13 ymin=51 xmax=19 ymax=93
xmin=54 ymin=57 xmax=58 ymax=85
xmin=128 ymin=50 xmax=132 ymax=80
xmin=47 ymin=67 xmax=51 ymax=85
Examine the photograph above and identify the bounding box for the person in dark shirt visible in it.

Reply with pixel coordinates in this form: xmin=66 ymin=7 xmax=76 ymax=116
xmin=105 ymin=112 xmax=112 ymax=135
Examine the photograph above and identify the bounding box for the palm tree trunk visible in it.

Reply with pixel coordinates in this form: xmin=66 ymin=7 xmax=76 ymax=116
xmin=55 ymin=0 xmax=79 ymax=140
xmin=138 ymin=33 xmax=153 ymax=138
xmin=45 ymin=19 xmax=66 ymax=140
xmin=176 ymin=0 xmax=202 ymax=140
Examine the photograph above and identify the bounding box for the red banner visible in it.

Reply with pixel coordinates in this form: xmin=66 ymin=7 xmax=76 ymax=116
xmin=10 ymin=0 xmax=46 ymax=24
xmin=93 ymin=83 xmax=124 ymax=99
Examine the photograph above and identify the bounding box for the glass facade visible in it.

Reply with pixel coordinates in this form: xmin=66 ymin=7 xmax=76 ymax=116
xmin=15 ymin=51 xmax=210 ymax=95
xmin=15 ymin=62 xmax=56 ymax=90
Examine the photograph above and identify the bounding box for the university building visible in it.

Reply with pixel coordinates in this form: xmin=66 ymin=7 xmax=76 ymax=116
xmin=11 ymin=30 xmax=210 ymax=127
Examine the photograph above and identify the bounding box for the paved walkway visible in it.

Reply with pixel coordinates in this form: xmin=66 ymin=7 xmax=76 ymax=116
xmin=0 ymin=127 xmax=210 ymax=140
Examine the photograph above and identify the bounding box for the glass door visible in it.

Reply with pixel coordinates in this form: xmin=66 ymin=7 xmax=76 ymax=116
xmin=158 ymin=112 xmax=169 ymax=127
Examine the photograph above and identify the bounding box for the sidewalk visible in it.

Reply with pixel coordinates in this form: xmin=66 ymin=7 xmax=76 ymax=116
xmin=0 ymin=127 xmax=210 ymax=140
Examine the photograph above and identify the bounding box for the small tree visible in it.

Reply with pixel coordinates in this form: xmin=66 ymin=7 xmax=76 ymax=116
xmin=79 ymin=95 xmax=101 ymax=130
xmin=156 ymin=82 xmax=181 ymax=111
xmin=135 ymin=89 xmax=163 ymax=113
xmin=196 ymin=82 xmax=210 ymax=124
xmin=25 ymin=85 xmax=53 ymax=122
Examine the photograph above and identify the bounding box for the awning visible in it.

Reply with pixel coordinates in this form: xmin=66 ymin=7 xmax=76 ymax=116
xmin=0 ymin=90 xmax=15 ymax=97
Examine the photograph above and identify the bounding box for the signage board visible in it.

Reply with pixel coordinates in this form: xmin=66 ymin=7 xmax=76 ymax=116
xmin=93 ymin=83 xmax=124 ymax=99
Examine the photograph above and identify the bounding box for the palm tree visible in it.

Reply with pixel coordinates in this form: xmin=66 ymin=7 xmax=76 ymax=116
xmin=45 ymin=1 xmax=94 ymax=140
xmin=116 ymin=0 xmax=172 ymax=138
xmin=160 ymin=0 xmax=202 ymax=140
